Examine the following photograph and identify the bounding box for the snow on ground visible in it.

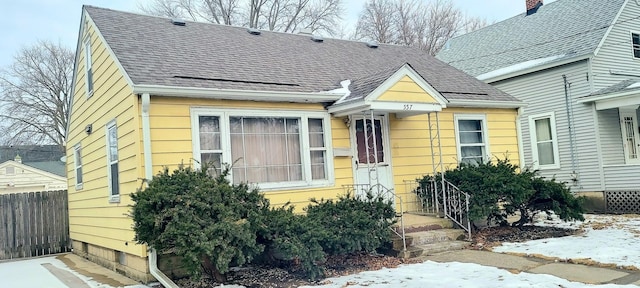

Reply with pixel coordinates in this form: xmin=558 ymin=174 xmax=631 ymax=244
xmin=0 ymin=256 xmax=148 ymax=288
xmin=300 ymin=261 xmax=635 ymax=288
xmin=494 ymin=214 xmax=640 ymax=268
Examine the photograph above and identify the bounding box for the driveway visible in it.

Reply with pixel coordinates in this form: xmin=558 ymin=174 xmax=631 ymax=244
xmin=0 ymin=254 xmax=150 ymax=288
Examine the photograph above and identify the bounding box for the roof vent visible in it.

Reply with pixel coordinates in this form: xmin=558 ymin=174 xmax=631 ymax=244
xmin=366 ymin=41 xmax=379 ymax=48
xmin=247 ymin=28 xmax=261 ymax=35
xmin=171 ymin=18 xmax=186 ymax=26
xmin=311 ymin=35 xmax=324 ymax=43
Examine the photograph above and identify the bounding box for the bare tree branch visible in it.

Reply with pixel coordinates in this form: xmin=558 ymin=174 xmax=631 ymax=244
xmin=138 ymin=0 xmax=343 ymax=35
xmin=354 ymin=0 xmax=487 ymax=55
xmin=0 ymin=40 xmax=73 ymax=148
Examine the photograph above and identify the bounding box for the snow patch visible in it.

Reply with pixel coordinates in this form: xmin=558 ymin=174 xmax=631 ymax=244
xmin=326 ymin=80 xmax=351 ymax=104
xmin=627 ymin=82 xmax=640 ymax=89
xmin=477 ymin=54 xmax=568 ymax=81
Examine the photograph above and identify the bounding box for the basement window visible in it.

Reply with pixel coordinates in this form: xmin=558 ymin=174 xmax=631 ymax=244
xmin=633 ymin=32 xmax=640 ymax=59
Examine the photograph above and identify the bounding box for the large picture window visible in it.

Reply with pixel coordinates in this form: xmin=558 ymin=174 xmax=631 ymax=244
xmin=529 ymin=112 xmax=560 ymax=169
xmin=455 ymin=114 xmax=489 ymax=165
xmin=106 ymin=121 xmax=119 ymax=201
xmin=193 ymin=109 xmax=332 ymax=189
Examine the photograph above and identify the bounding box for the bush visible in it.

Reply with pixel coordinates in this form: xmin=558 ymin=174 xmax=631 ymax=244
xmin=131 ymin=165 xmax=397 ymax=282
xmin=306 ymin=192 xmax=396 ymax=255
xmin=130 ymin=165 xmax=267 ymax=282
xmin=422 ymin=159 xmax=585 ymax=227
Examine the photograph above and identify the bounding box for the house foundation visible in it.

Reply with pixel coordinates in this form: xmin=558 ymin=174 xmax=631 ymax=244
xmin=72 ymin=241 xmax=154 ymax=283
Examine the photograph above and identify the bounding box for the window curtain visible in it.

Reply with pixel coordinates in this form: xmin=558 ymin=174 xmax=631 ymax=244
xmin=458 ymin=119 xmax=484 ymax=164
xmin=230 ymin=117 xmax=302 ymax=184
xmin=535 ymin=118 xmax=555 ymax=165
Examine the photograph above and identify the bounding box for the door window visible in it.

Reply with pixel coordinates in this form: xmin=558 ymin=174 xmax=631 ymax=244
xmin=355 ymin=119 xmax=385 ymax=165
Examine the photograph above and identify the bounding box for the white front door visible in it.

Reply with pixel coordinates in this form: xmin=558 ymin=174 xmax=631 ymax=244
xmin=620 ymin=108 xmax=640 ymax=164
xmin=351 ymin=116 xmax=394 ymax=202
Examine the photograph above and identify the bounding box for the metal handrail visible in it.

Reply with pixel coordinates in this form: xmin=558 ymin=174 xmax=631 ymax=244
xmin=343 ymin=184 xmax=406 ymax=253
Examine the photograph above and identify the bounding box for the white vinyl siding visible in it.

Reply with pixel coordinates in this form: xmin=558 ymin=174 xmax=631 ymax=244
xmin=106 ymin=121 xmax=120 ymax=202
xmin=454 ymin=114 xmax=489 ymax=165
xmin=192 ymin=108 xmax=333 ymax=190
xmin=529 ymin=112 xmax=560 ymax=169
xmin=73 ymin=144 xmax=83 ymax=189
xmin=632 ymin=32 xmax=640 ymax=59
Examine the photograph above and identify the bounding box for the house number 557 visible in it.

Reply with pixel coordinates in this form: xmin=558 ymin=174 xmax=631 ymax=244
xmin=403 ymin=105 xmax=413 ymax=110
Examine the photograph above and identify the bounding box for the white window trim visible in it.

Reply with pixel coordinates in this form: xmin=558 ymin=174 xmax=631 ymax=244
xmin=631 ymin=31 xmax=640 ymax=60
xmin=191 ymin=107 xmax=335 ymax=191
xmin=619 ymin=108 xmax=640 ymax=164
xmin=454 ymin=114 xmax=491 ymax=164
xmin=84 ymin=38 xmax=94 ymax=98
xmin=106 ymin=120 xmax=120 ymax=203
xmin=528 ymin=112 xmax=561 ymax=170
xmin=74 ymin=144 xmax=83 ymax=190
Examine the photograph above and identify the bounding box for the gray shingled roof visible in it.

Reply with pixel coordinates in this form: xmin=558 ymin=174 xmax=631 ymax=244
xmin=436 ymin=0 xmax=625 ymax=77
xmin=84 ymin=6 xmax=520 ymax=103
xmin=589 ymin=79 xmax=640 ymax=97
xmin=24 ymin=161 xmax=66 ymax=177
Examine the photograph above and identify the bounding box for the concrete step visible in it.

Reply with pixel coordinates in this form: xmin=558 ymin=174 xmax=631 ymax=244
xmin=393 ymin=213 xmax=454 ymax=234
xmin=389 ymin=241 xmax=470 ymax=259
xmin=391 ymin=229 xmax=465 ymax=250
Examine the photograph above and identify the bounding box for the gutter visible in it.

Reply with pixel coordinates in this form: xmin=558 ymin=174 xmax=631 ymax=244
xmin=133 ymin=84 xmax=342 ymax=103
xmin=141 ymin=93 xmax=179 ymax=288
xmin=480 ymin=54 xmax=591 ymax=84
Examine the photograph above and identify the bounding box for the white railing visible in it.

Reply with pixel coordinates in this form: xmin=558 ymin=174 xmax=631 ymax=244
xmin=343 ymin=184 xmax=406 ymax=253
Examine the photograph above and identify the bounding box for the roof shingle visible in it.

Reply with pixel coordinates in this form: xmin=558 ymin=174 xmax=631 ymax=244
xmin=84 ymin=6 xmax=520 ymax=104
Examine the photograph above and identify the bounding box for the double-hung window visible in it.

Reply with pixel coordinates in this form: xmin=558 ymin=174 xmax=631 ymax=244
xmin=74 ymin=144 xmax=83 ymax=189
xmin=455 ymin=114 xmax=489 ymax=165
xmin=84 ymin=39 xmax=93 ymax=97
xmin=106 ymin=121 xmax=120 ymax=202
xmin=529 ymin=112 xmax=560 ymax=169
xmin=193 ymin=109 xmax=332 ymax=189
xmin=633 ymin=32 xmax=640 ymax=59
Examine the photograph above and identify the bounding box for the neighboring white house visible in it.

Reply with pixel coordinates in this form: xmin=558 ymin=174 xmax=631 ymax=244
xmin=0 ymin=156 xmax=67 ymax=194
xmin=437 ymin=0 xmax=640 ymax=212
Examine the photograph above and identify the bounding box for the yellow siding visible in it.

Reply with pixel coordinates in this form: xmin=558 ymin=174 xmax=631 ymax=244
xmin=66 ymin=22 xmax=145 ymax=257
xmin=377 ymin=76 xmax=439 ymax=103
xmin=144 ymin=97 xmax=353 ymax=210
xmin=389 ymin=107 xmax=520 ymax=210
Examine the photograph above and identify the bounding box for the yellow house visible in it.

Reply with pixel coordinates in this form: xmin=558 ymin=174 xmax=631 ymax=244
xmin=67 ymin=6 xmax=524 ymax=283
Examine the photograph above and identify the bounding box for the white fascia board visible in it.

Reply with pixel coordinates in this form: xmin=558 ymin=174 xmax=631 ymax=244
xmin=578 ymin=88 xmax=640 ymax=105
xmin=447 ymin=100 xmax=526 ymax=109
xmin=480 ymin=54 xmax=592 ymax=84
xmin=369 ymin=102 xmax=442 ymax=113
xmin=327 ymin=101 xmax=370 ymax=117
xmin=132 ymin=85 xmax=342 ymax=103
xmin=365 ymin=64 xmax=448 ymax=107
xmin=594 ymin=93 xmax=640 ymax=110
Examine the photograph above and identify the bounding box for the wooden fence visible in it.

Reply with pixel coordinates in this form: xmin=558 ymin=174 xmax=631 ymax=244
xmin=0 ymin=190 xmax=70 ymax=260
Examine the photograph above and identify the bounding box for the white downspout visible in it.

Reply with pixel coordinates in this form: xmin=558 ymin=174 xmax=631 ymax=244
xmin=141 ymin=93 xmax=179 ymax=288
xmin=516 ymin=107 xmax=526 ymax=169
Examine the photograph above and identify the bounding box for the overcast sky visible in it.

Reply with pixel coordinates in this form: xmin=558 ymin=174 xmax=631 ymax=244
xmin=0 ymin=0 xmax=556 ymax=68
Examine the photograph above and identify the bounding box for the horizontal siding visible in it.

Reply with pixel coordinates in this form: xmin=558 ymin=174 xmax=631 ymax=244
xmin=592 ymin=2 xmax=640 ymax=91
xmin=603 ymin=165 xmax=640 ymax=190
xmin=390 ymin=107 xmax=520 ymax=206
xmin=598 ymin=108 xmax=625 ymax=166
xmin=493 ymin=61 xmax=602 ymax=192
xmin=144 ymin=97 xmax=353 ymax=210
xmin=66 ymin=22 xmax=142 ymax=256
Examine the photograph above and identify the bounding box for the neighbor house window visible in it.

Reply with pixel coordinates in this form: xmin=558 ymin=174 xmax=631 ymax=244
xmin=633 ymin=33 xmax=640 ymax=59
xmin=193 ymin=109 xmax=333 ymax=189
xmin=455 ymin=114 xmax=489 ymax=165
xmin=529 ymin=112 xmax=560 ymax=169
xmin=106 ymin=121 xmax=119 ymax=201
xmin=84 ymin=39 xmax=93 ymax=96
xmin=74 ymin=144 xmax=83 ymax=189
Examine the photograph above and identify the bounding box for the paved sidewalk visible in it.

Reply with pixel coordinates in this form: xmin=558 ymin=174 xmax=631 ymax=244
xmin=422 ymin=250 xmax=640 ymax=286
xmin=0 ymin=253 xmax=150 ymax=288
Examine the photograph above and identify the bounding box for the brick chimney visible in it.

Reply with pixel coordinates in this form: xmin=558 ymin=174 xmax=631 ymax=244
xmin=526 ymin=0 xmax=543 ymax=15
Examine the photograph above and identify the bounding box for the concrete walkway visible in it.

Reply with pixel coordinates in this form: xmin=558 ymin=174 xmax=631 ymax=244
xmin=0 ymin=253 xmax=151 ymax=288
xmin=422 ymin=250 xmax=640 ymax=286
